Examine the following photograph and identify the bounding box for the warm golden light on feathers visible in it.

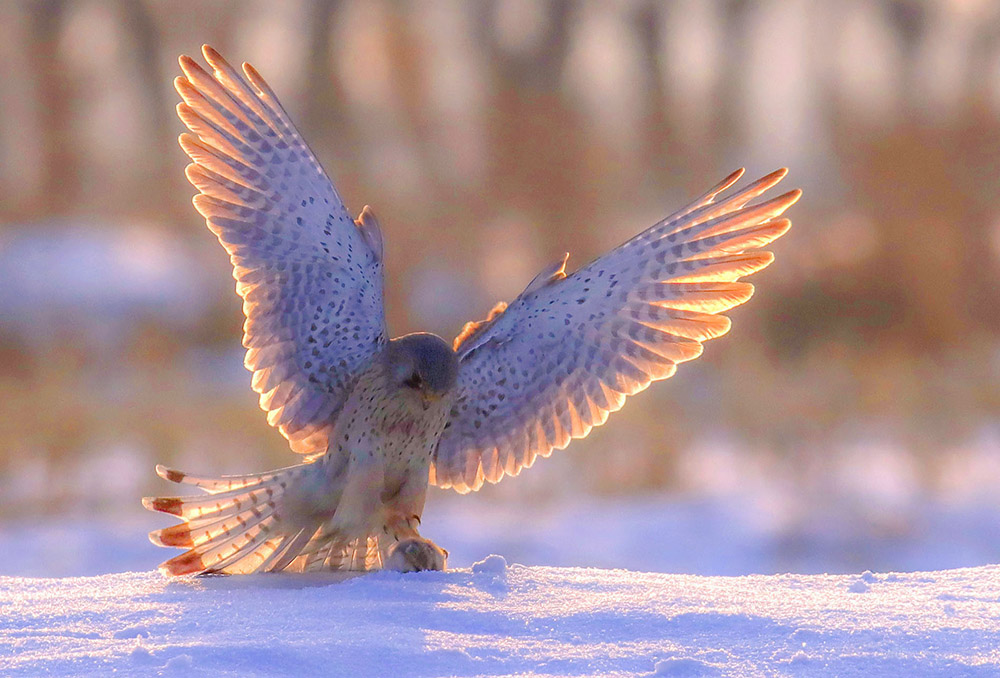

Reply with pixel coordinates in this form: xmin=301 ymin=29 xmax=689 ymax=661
xmin=144 ymin=45 xmax=798 ymax=575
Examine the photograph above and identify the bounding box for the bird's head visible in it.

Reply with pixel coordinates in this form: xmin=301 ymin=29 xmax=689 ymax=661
xmin=386 ymin=333 xmax=459 ymax=409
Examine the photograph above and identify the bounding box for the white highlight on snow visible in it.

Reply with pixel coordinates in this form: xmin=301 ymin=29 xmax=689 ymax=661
xmin=2 ymin=565 xmax=998 ymax=676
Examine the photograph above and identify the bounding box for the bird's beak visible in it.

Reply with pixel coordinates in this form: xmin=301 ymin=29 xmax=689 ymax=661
xmin=420 ymin=390 xmax=442 ymax=409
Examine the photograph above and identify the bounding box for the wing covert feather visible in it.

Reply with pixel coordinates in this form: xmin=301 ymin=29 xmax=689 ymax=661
xmin=433 ymin=170 xmax=798 ymax=492
xmin=177 ymin=46 xmax=386 ymax=456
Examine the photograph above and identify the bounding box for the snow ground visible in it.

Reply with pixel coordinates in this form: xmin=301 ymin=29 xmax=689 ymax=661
xmin=3 ymin=558 xmax=999 ymax=677
xmin=4 ymin=446 xmax=1000 ymax=676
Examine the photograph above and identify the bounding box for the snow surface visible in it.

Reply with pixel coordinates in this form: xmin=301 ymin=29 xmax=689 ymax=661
xmin=4 ymin=444 xmax=1000 ymax=676
xmin=3 ymin=558 xmax=999 ymax=677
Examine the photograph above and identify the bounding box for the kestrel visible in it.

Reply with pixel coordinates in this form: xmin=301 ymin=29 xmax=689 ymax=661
xmin=144 ymin=46 xmax=800 ymax=575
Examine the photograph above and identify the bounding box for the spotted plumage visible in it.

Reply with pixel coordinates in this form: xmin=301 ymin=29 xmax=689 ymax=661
xmin=144 ymin=45 xmax=800 ymax=575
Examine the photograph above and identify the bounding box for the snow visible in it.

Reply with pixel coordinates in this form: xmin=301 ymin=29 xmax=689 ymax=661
xmin=4 ymin=446 xmax=1000 ymax=676
xmin=0 ymin=224 xmax=210 ymax=327
xmin=3 ymin=560 xmax=999 ymax=677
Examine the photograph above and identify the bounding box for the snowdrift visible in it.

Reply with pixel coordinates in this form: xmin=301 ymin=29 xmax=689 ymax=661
xmin=3 ymin=556 xmax=998 ymax=677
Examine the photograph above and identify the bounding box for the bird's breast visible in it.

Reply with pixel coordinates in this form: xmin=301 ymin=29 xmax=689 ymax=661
xmin=383 ymin=416 xmax=417 ymax=437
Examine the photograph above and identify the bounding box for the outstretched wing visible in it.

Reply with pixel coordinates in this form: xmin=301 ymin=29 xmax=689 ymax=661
xmin=432 ymin=169 xmax=799 ymax=493
xmin=176 ymin=46 xmax=386 ymax=456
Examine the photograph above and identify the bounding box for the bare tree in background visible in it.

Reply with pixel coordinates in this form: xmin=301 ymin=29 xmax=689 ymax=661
xmin=26 ymin=0 xmax=74 ymax=214
xmin=119 ymin=0 xmax=180 ymax=217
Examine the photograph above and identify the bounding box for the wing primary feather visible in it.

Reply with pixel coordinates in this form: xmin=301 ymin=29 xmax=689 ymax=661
xmin=682 ymin=219 xmax=791 ymax=259
xmin=651 ymin=169 xmax=792 ymax=240
xmin=178 ymin=133 xmax=267 ymax=190
xmin=177 ymin=102 xmax=263 ymax=166
xmin=667 ymin=252 xmax=775 ymax=283
xmin=174 ymin=76 xmax=246 ymax=141
xmin=662 ymin=190 xmax=799 ymax=252
xmin=185 ymin=164 xmax=268 ymax=209
xmin=201 ymin=46 xmax=278 ymax=128
xmin=178 ymin=56 xmax=265 ymax=133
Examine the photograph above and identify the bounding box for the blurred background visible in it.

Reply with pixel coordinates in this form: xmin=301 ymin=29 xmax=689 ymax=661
xmin=2 ymin=0 xmax=1000 ymax=577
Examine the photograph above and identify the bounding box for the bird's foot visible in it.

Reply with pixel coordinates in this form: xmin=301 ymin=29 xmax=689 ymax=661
xmin=386 ymin=537 xmax=448 ymax=572
xmin=385 ymin=512 xmax=421 ymax=540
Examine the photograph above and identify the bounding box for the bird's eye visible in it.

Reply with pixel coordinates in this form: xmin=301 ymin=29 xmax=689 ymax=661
xmin=403 ymin=372 xmax=423 ymax=389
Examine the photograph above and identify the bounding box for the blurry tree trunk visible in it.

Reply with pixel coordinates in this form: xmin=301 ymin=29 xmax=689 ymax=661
xmin=631 ymin=3 xmax=677 ymax=182
xmin=138 ymin=0 xmax=245 ymax=225
xmin=485 ymin=0 xmax=573 ymax=89
xmin=715 ymin=1 xmax=749 ymax=151
xmin=302 ymin=0 xmax=343 ymax=137
xmin=119 ymin=0 xmax=181 ymax=220
xmin=26 ymin=0 xmax=74 ymax=214
xmin=481 ymin=0 xmax=600 ymax=262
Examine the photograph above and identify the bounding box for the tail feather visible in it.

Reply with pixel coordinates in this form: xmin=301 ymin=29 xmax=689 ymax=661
xmin=162 ymin=519 xmax=275 ymax=576
xmin=286 ymin=533 xmax=385 ymax=572
xmin=200 ymin=530 xmax=286 ymax=575
xmin=154 ymin=463 xmax=288 ymax=494
xmin=265 ymin=527 xmax=315 ymax=573
xmin=150 ymin=503 xmax=277 ymax=549
xmin=320 ymin=536 xmax=383 ymax=572
xmin=145 ymin=461 xmax=389 ymax=575
xmin=297 ymin=540 xmax=332 ymax=571
xmin=252 ymin=531 xmax=308 ymax=573
xmin=142 ymin=481 xmax=286 ymax=522
xmin=145 ymin=464 xmax=308 ymax=575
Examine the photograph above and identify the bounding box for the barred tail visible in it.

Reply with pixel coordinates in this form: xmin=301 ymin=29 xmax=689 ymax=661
xmin=143 ymin=463 xmax=317 ymax=576
xmin=296 ymin=533 xmax=385 ymax=572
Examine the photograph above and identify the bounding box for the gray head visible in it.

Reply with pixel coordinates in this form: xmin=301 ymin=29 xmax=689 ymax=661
xmin=385 ymin=333 xmax=459 ymax=402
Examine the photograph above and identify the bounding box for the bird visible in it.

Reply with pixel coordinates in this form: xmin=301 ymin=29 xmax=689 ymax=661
xmin=144 ymin=45 xmax=800 ymax=576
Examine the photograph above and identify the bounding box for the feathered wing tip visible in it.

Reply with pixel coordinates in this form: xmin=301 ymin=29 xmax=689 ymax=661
xmin=143 ymin=464 xmax=315 ymax=576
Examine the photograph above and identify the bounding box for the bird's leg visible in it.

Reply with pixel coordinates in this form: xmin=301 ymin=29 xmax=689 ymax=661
xmin=385 ymin=512 xmax=421 ymax=540
xmin=386 ymin=537 xmax=447 ymax=572
xmin=384 ymin=512 xmax=448 ymax=572
xmin=383 ymin=477 xmax=448 ymax=572
xmin=335 ymin=460 xmax=385 ymax=535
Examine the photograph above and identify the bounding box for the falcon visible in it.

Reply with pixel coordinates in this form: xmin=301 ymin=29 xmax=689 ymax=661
xmin=144 ymin=45 xmax=800 ymax=575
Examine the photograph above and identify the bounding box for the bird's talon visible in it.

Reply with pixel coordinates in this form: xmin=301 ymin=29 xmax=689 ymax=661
xmin=386 ymin=537 xmax=447 ymax=572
